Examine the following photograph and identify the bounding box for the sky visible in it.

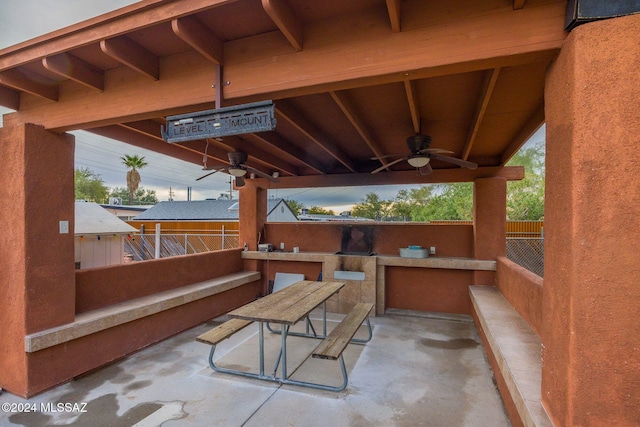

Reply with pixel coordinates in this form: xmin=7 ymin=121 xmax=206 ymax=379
xmin=0 ymin=0 xmax=544 ymax=212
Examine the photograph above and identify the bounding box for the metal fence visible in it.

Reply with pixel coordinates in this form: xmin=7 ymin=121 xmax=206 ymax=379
xmin=506 ymin=237 xmax=544 ymax=277
xmin=124 ymin=232 xmax=239 ymax=261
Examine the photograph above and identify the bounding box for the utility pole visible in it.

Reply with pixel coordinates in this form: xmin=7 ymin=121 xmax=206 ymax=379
xmin=168 ymin=187 xmax=175 ymax=201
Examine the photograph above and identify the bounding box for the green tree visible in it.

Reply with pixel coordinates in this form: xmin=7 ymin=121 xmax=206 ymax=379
xmin=391 ymin=186 xmax=435 ymax=221
xmin=121 ymin=154 xmax=148 ymax=204
xmin=74 ymin=167 xmax=109 ymax=203
xmin=506 ymin=141 xmax=545 ymax=220
xmin=284 ymin=199 xmax=305 ymax=216
xmin=351 ymin=192 xmax=392 ymax=220
xmin=411 ymin=183 xmax=474 ymax=221
xmin=109 ymin=187 xmax=158 ymax=205
xmin=308 ymin=206 xmax=335 ymax=215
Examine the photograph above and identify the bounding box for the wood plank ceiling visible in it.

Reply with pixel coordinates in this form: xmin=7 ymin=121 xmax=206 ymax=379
xmin=0 ymin=0 xmax=567 ymax=189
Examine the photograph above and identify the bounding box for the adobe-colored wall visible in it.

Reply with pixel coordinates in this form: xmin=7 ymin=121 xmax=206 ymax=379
xmin=264 ymin=222 xmax=476 ymax=313
xmin=0 ymin=124 xmax=75 ymax=396
xmin=473 ymin=177 xmax=506 ymax=285
xmin=544 ymin=14 xmax=640 ymax=427
xmin=496 ymin=257 xmax=543 ymax=337
xmin=24 ymin=282 xmax=260 ymax=397
xmin=264 ymin=222 xmax=474 ymax=257
xmin=386 ymin=267 xmax=474 ymax=314
xmin=76 ymin=248 xmax=245 ymax=313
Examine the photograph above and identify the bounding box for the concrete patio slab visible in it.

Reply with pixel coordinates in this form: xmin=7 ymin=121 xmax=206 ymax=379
xmin=0 ymin=311 xmax=509 ymax=427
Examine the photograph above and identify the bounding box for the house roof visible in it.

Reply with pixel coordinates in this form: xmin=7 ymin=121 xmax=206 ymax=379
xmin=132 ymin=198 xmax=290 ymax=221
xmin=75 ymin=202 xmax=137 ymax=235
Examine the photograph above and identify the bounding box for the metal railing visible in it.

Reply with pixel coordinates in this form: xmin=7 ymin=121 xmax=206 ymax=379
xmin=124 ymin=232 xmax=239 ymax=260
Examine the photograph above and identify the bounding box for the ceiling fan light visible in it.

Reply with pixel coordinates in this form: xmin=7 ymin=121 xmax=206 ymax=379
xmin=228 ymin=167 xmax=247 ymax=177
xmin=407 ymin=156 xmax=430 ymax=168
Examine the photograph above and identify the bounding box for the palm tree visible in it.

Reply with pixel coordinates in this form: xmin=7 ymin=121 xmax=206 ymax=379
xmin=121 ymin=154 xmax=148 ymax=204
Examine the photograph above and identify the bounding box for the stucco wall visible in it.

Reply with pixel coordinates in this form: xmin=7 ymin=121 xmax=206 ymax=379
xmin=264 ymin=222 xmax=474 ymax=257
xmin=263 ymin=222 xmax=476 ymax=314
xmin=543 ymin=14 xmax=640 ymax=427
xmin=496 ymin=257 xmax=543 ymax=337
xmin=76 ymin=248 xmax=245 ymax=313
xmin=0 ymin=124 xmax=75 ymax=397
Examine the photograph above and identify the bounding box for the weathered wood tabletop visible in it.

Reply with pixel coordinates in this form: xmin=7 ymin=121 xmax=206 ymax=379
xmin=228 ymin=280 xmax=344 ymax=325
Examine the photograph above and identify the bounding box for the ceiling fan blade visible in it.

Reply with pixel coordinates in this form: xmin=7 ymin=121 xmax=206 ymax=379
xmin=429 ymin=153 xmax=478 ymax=169
xmin=235 ymin=176 xmax=245 ymax=187
xmin=370 ymin=153 xmax=406 ymax=160
xmin=420 ymin=148 xmax=454 ymax=155
xmin=244 ymin=165 xmax=279 ymax=183
xmin=371 ymin=157 xmax=407 ymax=174
xmin=419 ymin=163 xmax=433 ymax=175
xmin=196 ymin=168 xmax=226 ymax=181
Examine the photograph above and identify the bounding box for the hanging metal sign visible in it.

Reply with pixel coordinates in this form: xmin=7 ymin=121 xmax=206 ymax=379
xmin=161 ymin=100 xmax=276 ymax=143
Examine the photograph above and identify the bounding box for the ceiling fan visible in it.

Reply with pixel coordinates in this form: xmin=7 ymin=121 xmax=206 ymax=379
xmin=371 ymin=135 xmax=478 ymax=174
xmin=196 ymin=151 xmax=279 ymax=187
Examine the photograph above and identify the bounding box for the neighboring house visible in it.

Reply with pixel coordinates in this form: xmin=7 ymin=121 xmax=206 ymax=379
xmin=100 ymin=203 xmax=150 ymax=220
xmin=298 ymin=212 xmax=373 ymax=222
xmin=75 ymin=201 xmax=137 ymax=269
xmin=130 ymin=198 xmax=298 ymax=231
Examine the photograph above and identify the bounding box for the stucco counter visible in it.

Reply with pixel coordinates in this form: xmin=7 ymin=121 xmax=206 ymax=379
xmin=241 ymin=251 xmax=495 ymax=271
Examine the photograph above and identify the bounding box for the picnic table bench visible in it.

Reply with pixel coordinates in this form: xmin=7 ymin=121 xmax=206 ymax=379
xmin=196 ymin=281 xmax=373 ymax=391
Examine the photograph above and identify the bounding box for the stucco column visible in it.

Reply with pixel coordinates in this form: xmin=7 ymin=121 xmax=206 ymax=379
xmin=543 ymin=14 xmax=640 ymax=427
xmin=473 ymin=176 xmax=506 ymax=285
xmin=238 ymin=183 xmax=267 ymax=251
xmin=0 ymin=123 xmax=75 ymax=396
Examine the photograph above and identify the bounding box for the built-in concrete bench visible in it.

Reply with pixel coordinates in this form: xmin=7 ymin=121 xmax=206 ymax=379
xmin=25 ymin=271 xmax=260 ymax=353
xmin=469 ymin=286 xmax=552 ymax=427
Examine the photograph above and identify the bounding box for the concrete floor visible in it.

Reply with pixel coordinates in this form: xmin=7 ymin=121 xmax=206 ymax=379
xmin=1 ymin=311 xmax=509 ymax=427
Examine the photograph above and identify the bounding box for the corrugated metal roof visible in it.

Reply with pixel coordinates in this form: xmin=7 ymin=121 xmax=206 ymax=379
xmin=132 ymin=199 xmax=287 ymax=221
xmin=75 ymin=202 xmax=137 ymax=235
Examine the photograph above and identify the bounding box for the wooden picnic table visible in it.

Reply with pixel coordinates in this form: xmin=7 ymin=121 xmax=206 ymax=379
xmin=200 ymin=280 xmax=372 ymax=391
xmin=228 ymin=280 xmax=344 ymax=325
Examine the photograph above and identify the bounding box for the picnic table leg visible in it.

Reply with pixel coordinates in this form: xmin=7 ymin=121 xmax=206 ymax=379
xmin=281 ymin=324 xmax=289 ymax=380
xmin=259 ymin=322 xmax=264 ymax=377
xmin=350 ymin=317 xmax=373 ymax=344
xmin=322 ymin=301 xmax=327 ymax=337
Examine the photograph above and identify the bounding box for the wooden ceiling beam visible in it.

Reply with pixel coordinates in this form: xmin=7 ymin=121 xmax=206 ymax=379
xmin=261 ymin=0 xmax=303 ymax=51
xmin=331 ymin=88 xmax=394 ymax=172
xmin=386 ymin=0 xmax=402 ymax=32
xmin=462 ymin=67 xmax=500 ymax=160
xmin=0 ymin=69 xmax=57 ymax=101
xmin=171 ymin=16 xmax=224 ymax=64
xmin=115 ymin=122 xmax=232 ymax=167
xmin=209 ymin=135 xmax=300 ymax=176
xmin=330 ymin=90 xmax=386 ymax=162
xmin=275 ymin=101 xmax=357 ymax=172
xmin=0 ymin=0 xmax=238 ymax=71
xmin=249 ymin=131 xmax=328 ymax=175
xmin=500 ymin=104 xmax=544 ymax=164
xmin=89 ymin=125 xmax=206 ymax=166
xmin=119 ymin=120 xmax=165 ymax=141
xmin=100 ymin=36 xmax=159 ymax=80
xmin=42 ymin=53 xmax=104 ymax=91
xmin=246 ymin=165 xmax=525 ymax=189
xmin=404 ymin=80 xmax=420 ymax=134
xmin=0 ymin=85 xmax=19 ymax=110
xmin=245 ymin=146 xmax=299 ymax=176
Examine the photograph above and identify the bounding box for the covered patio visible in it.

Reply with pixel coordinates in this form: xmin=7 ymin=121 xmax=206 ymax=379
xmin=1 ymin=1 xmax=639 ymax=426
xmin=1 ymin=310 xmax=510 ymax=426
